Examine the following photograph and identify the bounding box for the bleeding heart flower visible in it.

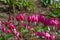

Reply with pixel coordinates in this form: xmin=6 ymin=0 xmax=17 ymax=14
xmin=45 ymin=32 xmax=51 ymax=40
xmin=45 ymin=32 xmax=51 ymax=37
xmin=38 ymin=15 xmax=45 ymax=23
xmin=11 ymin=16 xmax=14 ymax=20
xmin=31 ymin=15 xmax=36 ymax=22
xmin=19 ymin=13 xmax=25 ymax=21
xmin=27 ymin=25 xmax=31 ymax=30
xmin=51 ymin=35 xmax=56 ymax=40
xmin=22 ymin=23 xmax=27 ymax=27
xmin=36 ymin=32 xmax=41 ymax=36
xmin=50 ymin=18 xmax=59 ymax=25
xmin=13 ymin=29 xmax=19 ymax=37
xmin=28 ymin=15 xmax=32 ymax=22
xmin=5 ymin=21 xmax=10 ymax=25
xmin=7 ymin=29 xmax=11 ymax=34
xmin=16 ymin=16 xmax=20 ymax=21
xmin=10 ymin=24 xmax=16 ymax=29
xmin=56 ymin=22 xmax=60 ymax=29
xmin=2 ymin=27 xmax=6 ymax=32
xmin=35 ymin=15 xmax=39 ymax=22
xmin=0 ymin=21 xmax=2 ymax=27
xmin=43 ymin=19 xmax=50 ymax=26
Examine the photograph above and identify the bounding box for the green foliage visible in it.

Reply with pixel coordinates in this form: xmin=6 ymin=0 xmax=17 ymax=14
xmin=0 ymin=34 xmax=13 ymax=40
xmin=50 ymin=0 xmax=60 ymax=8
xmin=21 ymin=28 xmax=29 ymax=35
xmin=19 ymin=0 xmax=35 ymax=11
xmin=40 ymin=0 xmax=50 ymax=6
xmin=40 ymin=0 xmax=60 ymax=8
xmin=3 ymin=0 xmax=16 ymax=5
xmin=3 ymin=0 xmax=35 ymax=11
xmin=48 ymin=9 xmax=60 ymax=18
xmin=0 ymin=36 xmax=5 ymax=40
xmin=34 ymin=26 xmax=48 ymax=32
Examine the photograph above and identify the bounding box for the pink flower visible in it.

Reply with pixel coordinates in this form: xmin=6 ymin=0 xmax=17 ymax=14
xmin=43 ymin=19 xmax=50 ymax=26
xmin=2 ymin=27 xmax=6 ymax=32
xmin=28 ymin=15 xmax=32 ymax=22
xmin=56 ymin=22 xmax=60 ymax=29
xmin=50 ymin=18 xmax=59 ymax=25
xmin=19 ymin=13 xmax=25 ymax=21
xmin=5 ymin=21 xmax=10 ymax=27
xmin=11 ymin=16 xmax=14 ymax=20
xmin=13 ymin=29 xmax=19 ymax=37
xmin=0 ymin=21 xmax=2 ymax=29
xmin=15 ymin=32 xmax=19 ymax=37
xmin=35 ymin=15 xmax=39 ymax=22
xmin=38 ymin=15 xmax=45 ymax=23
xmin=7 ymin=29 xmax=11 ymax=34
xmin=41 ymin=32 xmax=46 ymax=36
xmin=5 ymin=22 xmax=16 ymax=29
xmin=22 ymin=23 xmax=27 ymax=27
xmin=16 ymin=16 xmax=20 ymax=21
xmin=36 ymin=32 xmax=41 ymax=36
xmin=26 ymin=25 xmax=31 ymax=30
xmin=10 ymin=24 xmax=16 ymax=29
xmin=51 ymin=35 xmax=56 ymax=40
xmin=45 ymin=32 xmax=51 ymax=37
xmin=45 ymin=32 xmax=51 ymax=40
xmin=31 ymin=15 xmax=36 ymax=22
xmin=16 ymin=13 xmax=25 ymax=21
xmin=0 ymin=21 xmax=2 ymax=27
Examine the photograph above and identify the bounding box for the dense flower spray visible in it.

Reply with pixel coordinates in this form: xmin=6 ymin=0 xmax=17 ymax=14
xmin=0 ymin=13 xmax=59 ymax=40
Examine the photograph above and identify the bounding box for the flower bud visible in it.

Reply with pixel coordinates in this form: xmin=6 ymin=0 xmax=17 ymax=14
xmin=36 ymin=32 xmax=41 ymax=36
xmin=28 ymin=15 xmax=32 ymax=22
xmin=7 ymin=29 xmax=11 ymax=34
xmin=2 ymin=27 xmax=6 ymax=32
xmin=19 ymin=14 xmax=25 ymax=21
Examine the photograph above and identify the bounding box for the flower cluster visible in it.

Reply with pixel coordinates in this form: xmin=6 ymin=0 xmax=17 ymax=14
xmin=0 ymin=21 xmax=19 ymax=37
xmin=36 ymin=32 xmax=56 ymax=40
xmin=0 ymin=13 xmax=60 ymax=40
xmin=6 ymin=21 xmax=19 ymax=36
xmin=16 ymin=13 xmax=60 ymax=28
xmin=15 ymin=13 xmax=58 ymax=40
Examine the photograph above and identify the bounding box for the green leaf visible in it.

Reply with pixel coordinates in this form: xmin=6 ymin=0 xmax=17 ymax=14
xmin=0 ymin=34 xmax=13 ymax=40
xmin=0 ymin=36 xmax=5 ymax=40
xmin=21 ymin=28 xmax=29 ymax=35
xmin=34 ymin=26 xmax=42 ymax=32
xmin=5 ymin=34 xmax=13 ymax=39
xmin=41 ymin=0 xmax=49 ymax=6
xmin=48 ymin=9 xmax=60 ymax=18
xmin=41 ymin=26 xmax=48 ymax=32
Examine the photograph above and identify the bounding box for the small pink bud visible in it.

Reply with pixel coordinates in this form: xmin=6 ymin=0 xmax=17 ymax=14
xmin=38 ymin=15 xmax=45 ymax=23
xmin=30 ymin=28 xmax=34 ymax=31
xmin=35 ymin=15 xmax=39 ymax=22
xmin=2 ymin=27 xmax=6 ymax=32
xmin=45 ymin=32 xmax=51 ymax=37
xmin=10 ymin=24 xmax=16 ymax=29
xmin=19 ymin=14 xmax=25 ymax=21
xmin=51 ymin=35 xmax=56 ymax=40
xmin=27 ymin=26 xmax=31 ymax=30
xmin=11 ymin=16 xmax=14 ymax=20
xmin=16 ymin=16 xmax=20 ymax=21
xmin=36 ymin=32 xmax=41 ymax=36
xmin=14 ymin=30 xmax=19 ymax=37
xmin=7 ymin=29 xmax=11 ymax=34
xmin=45 ymin=32 xmax=51 ymax=40
xmin=31 ymin=15 xmax=35 ymax=22
xmin=0 ymin=21 xmax=2 ymax=27
xmin=28 ymin=15 xmax=32 ymax=22
xmin=22 ymin=23 xmax=27 ymax=27
xmin=5 ymin=21 xmax=10 ymax=25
